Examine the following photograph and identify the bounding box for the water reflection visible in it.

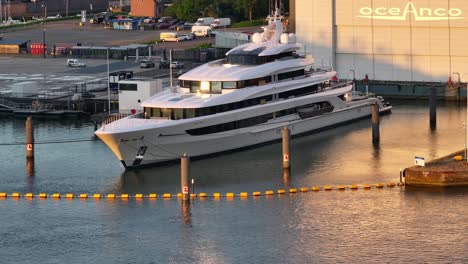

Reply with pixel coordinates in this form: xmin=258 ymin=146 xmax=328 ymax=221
xmin=282 ymin=169 xmax=290 ymax=188
xmin=181 ymin=201 xmax=192 ymax=227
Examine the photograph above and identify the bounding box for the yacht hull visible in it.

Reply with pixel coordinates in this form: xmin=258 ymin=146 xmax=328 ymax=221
xmin=102 ymin=101 xmax=390 ymax=168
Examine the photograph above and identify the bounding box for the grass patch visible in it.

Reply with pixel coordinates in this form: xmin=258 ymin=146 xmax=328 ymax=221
xmin=141 ymin=39 xmax=159 ymax=45
xmin=232 ymin=19 xmax=264 ymax=28
xmin=188 ymin=43 xmax=212 ymax=50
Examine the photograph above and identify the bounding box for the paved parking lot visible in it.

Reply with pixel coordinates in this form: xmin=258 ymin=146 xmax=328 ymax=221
xmin=2 ymin=19 xmax=216 ymax=48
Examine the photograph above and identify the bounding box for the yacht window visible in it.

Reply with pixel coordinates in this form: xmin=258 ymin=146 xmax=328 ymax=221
xmin=190 ymin=81 xmax=200 ymax=93
xmin=180 ymin=80 xmax=191 ymax=88
xmin=162 ymin=108 xmax=172 ymax=119
xmin=223 ymin=81 xmax=237 ymax=89
xmin=173 ymin=109 xmax=183 ymax=120
xmin=211 ymin=81 xmax=222 ymax=94
xmin=200 ymin=81 xmax=210 ymax=94
xmin=151 ymin=108 xmax=161 ymax=118
xmin=184 ymin=109 xmax=196 ymax=118
xmin=278 ymin=69 xmax=305 ymax=81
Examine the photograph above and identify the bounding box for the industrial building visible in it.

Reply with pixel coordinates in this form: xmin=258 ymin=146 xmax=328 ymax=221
xmin=292 ymin=0 xmax=468 ymax=83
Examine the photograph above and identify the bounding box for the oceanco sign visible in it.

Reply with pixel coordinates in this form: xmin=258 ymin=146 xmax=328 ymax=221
xmin=357 ymin=2 xmax=464 ymax=21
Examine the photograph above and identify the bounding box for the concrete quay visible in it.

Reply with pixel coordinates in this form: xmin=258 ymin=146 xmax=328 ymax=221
xmin=404 ymin=150 xmax=468 ymax=186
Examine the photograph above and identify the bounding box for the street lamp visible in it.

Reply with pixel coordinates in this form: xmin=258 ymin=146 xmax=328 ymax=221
xmin=41 ymin=4 xmax=47 ymax=59
xmin=107 ymin=48 xmax=111 ymax=113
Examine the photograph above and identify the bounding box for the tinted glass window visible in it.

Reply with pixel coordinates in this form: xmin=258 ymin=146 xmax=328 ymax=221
xmin=120 ymin=83 xmax=137 ymax=91
xmin=223 ymin=81 xmax=236 ymax=89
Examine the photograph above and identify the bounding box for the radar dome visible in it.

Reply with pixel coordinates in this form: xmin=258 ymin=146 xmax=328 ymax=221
xmin=252 ymin=33 xmax=262 ymax=43
xmin=288 ymin=33 xmax=296 ymax=44
xmin=280 ymin=33 xmax=289 ymax=44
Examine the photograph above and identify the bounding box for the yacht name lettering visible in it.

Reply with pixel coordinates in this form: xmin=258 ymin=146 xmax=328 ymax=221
xmin=358 ymin=2 xmax=463 ymax=21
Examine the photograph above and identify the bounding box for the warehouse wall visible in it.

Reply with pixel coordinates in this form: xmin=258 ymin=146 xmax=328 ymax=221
xmin=296 ymin=0 xmax=468 ymax=82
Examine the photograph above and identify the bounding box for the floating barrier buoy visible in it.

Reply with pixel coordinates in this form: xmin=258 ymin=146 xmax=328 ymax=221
xmin=324 ymin=186 xmax=333 ymax=191
xmin=148 ymin=193 xmax=157 ymax=199
xmin=213 ymin=193 xmax=221 ymax=198
xmin=252 ymin=191 xmax=261 ymax=196
xmin=163 ymin=193 xmax=171 ymax=199
xmin=135 ymin=194 xmax=143 ymax=199
xmin=107 ymin=194 xmax=115 ymax=199
xmin=93 ymin=194 xmax=101 ymax=199
xmin=265 ymin=190 xmax=274 ymax=195
xmin=277 ymin=189 xmax=286 ymax=194
xmin=177 ymin=193 xmax=183 ymax=198
xmin=121 ymin=194 xmax=129 ymax=199
xmin=226 ymin=192 xmax=234 ymax=198
xmin=454 ymin=155 xmax=463 ymax=161
xmin=300 ymin=187 xmax=308 ymax=192
xmin=312 ymin=186 xmax=320 ymax=191
xmin=199 ymin=193 xmax=207 ymax=198
xmin=387 ymin=182 xmax=395 ymax=187
xmin=0 ymin=193 xmax=6 ymax=198
xmin=12 ymin=192 xmax=20 ymax=198
xmin=66 ymin=193 xmax=74 ymax=199
xmin=79 ymin=194 xmax=88 ymax=199
xmin=52 ymin=193 xmax=60 ymax=199
xmin=350 ymin=184 xmax=358 ymax=190
xmin=375 ymin=183 xmax=384 ymax=188
xmin=25 ymin=193 xmax=34 ymax=199
xmin=240 ymin=192 xmax=248 ymax=197
xmin=39 ymin=193 xmax=47 ymax=199
xmin=289 ymin=188 xmax=297 ymax=193
xmin=363 ymin=184 xmax=371 ymax=189
xmin=337 ymin=185 xmax=345 ymax=190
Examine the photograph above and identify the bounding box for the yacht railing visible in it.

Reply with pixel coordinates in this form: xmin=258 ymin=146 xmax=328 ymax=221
xmin=102 ymin=113 xmax=133 ymax=126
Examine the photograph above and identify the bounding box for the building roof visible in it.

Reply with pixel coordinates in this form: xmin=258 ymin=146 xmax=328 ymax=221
xmin=0 ymin=39 xmax=30 ymax=45
xmin=111 ymin=19 xmax=141 ymax=23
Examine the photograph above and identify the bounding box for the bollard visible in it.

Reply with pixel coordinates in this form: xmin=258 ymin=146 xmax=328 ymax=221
xmin=180 ymin=153 xmax=190 ymax=202
xmin=25 ymin=116 xmax=34 ymax=160
xmin=371 ymin=103 xmax=380 ymax=143
xmin=282 ymin=127 xmax=290 ymax=169
xmin=429 ymin=87 xmax=437 ymax=129
xmin=191 ymin=178 xmax=195 ymax=198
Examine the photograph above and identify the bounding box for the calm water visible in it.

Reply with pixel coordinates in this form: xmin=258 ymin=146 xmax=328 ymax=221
xmin=0 ymin=100 xmax=466 ymax=263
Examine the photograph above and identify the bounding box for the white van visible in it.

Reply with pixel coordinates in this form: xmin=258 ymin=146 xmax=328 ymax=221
xmin=194 ymin=17 xmax=214 ymax=26
xmin=191 ymin=25 xmax=212 ymax=37
xmin=160 ymin=32 xmax=181 ymax=42
xmin=67 ymin=59 xmax=86 ymax=67
xmin=211 ymin=18 xmax=231 ymax=28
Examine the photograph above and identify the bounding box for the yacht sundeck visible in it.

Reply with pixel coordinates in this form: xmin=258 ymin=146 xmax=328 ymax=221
xmin=95 ymin=10 xmax=392 ymax=168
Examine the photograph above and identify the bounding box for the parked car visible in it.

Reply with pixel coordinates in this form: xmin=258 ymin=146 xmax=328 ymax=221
xmin=159 ymin=59 xmax=169 ymax=69
xmin=169 ymin=21 xmax=185 ymax=30
xmin=90 ymin=16 xmax=104 ymax=24
xmin=176 ymin=22 xmax=193 ymax=31
xmin=157 ymin=23 xmax=171 ymax=30
xmin=67 ymin=59 xmax=86 ymax=67
xmin=170 ymin=61 xmax=184 ymax=69
xmin=140 ymin=60 xmax=155 ymax=68
xmin=178 ymin=34 xmax=193 ymax=41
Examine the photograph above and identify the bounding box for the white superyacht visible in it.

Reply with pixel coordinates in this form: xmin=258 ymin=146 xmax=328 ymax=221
xmin=96 ymin=10 xmax=391 ymax=168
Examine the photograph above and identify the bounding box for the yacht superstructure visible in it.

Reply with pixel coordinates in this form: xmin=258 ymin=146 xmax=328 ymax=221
xmin=95 ymin=9 xmax=391 ymax=168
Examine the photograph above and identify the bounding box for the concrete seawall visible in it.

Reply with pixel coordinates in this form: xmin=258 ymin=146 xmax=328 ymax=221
xmin=405 ymin=150 xmax=468 ymax=186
